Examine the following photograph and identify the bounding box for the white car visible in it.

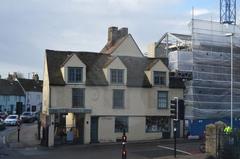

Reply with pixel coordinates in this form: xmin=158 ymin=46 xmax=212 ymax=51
xmin=4 ymin=115 xmax=19 ymax=126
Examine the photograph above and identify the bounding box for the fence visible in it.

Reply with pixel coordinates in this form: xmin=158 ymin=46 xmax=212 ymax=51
xmin=54 ymin=126 xmax=83 ymax=145
xmin=216 ymin=130 xmax=240 ymax=159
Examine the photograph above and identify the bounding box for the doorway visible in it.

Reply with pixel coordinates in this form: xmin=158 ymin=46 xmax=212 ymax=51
xmin=90 ymin=116 xmax=99 ymax=143
xmin=75 ymin=114 xmax=84 ymax=144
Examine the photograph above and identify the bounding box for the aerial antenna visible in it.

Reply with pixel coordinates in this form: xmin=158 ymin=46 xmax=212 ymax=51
xmin=220 ymin=0 xmax=236 ymax=24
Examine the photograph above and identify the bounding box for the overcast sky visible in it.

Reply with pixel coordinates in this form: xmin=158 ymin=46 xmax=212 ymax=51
xmin=0 ymin=0 xmax=227 ymax=79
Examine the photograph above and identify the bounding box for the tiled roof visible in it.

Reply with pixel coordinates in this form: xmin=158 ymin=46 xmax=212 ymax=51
xmin=100 ymin=35 xmax=128 ymax=54
xmin=17 ymin=78 xmax=43 ymax=92
xmin=0 ymin=79 xmax=25 ymax=96
xmin=46 ymin=50 xmax=183 ymax=88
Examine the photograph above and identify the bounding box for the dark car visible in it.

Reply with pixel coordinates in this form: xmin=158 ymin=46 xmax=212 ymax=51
xmin=0 ymin=112 xmax=8 ymax=120
xmin=20 ymin=112 xmax=35 ymax=123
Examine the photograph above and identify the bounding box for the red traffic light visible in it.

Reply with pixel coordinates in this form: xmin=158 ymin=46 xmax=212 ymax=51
xmin=122 ymin=135 xmax=127 ymax=142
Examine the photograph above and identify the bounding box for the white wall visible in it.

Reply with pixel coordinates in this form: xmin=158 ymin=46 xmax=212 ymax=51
xmin=42 ymin=55 xmax=50 ymax=114
xmin=113 ymin=35 xmax=143 ymax=57
xmin=26 ymin=91 xmax=42 ymax=112
xmin=98 ymin=116 xmax=163 ymax=142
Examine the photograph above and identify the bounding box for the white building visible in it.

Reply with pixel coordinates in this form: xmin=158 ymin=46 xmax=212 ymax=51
xmin=18 ymin=75 xmax=43 ymax=112
xmin=42 ymin=27 xmax=184 ymax=147
xmin=0 ymin=79 xmax=25 ymax=114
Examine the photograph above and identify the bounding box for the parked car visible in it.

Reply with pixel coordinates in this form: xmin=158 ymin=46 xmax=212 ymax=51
xmin=0 ymin=119 xmax=6 ymax=130
xmin=0 ymin=112 xmax=8 ymax=120
xmin=32 ymin=111 xmax=40 ymax=121
xmin=20 ymin=112 xmax=35 ymax=123
xmin=4 ymin=115 xmax=19 ymax=126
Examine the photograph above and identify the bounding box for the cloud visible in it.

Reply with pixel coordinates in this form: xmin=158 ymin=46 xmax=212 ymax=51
xmin=0 ymin=0 xmax=189 ymax=78
xmin=191 ymin=8 xmax=210 ymax=16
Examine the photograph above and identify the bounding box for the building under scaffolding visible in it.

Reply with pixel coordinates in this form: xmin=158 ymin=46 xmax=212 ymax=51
xmin=152 ymin=19 xmax=240 ymax=135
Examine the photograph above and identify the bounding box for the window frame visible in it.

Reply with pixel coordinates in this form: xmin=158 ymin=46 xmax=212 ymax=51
xmin=157 ymin=91 xmax=168 ymax=109
xmin=72 ymin=88 xmax=85 ymax=108
xmin=112 ymin=89 xmax=125 ymax=109
xmin=153 ymin=71 xmax=166 ymax=86
xmin=115 ymin=116 xmax=129 ymax=133
xmin=68 ymin=67 xmax=83 ymax=83
xmin=110 ymin=69 xmax=124 ymax=84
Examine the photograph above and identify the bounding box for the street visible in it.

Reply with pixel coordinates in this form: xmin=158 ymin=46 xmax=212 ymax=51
xmin=0 ymin=122 xmax=204 ymax=159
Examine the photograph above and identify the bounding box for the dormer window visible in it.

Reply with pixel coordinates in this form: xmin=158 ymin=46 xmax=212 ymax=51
xmin=154 ymin=71 xmax=166 ymax=85
xmin=68 ymin=67 xmax=83 ymax=83
xmin=110 ymin=69 xmax=124 ymax=84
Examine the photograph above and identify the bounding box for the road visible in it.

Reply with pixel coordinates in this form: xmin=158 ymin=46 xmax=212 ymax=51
xmin=2 ymin=138 xmax=202 ymax=159
xmin=0 ymin=123 xmax=204 ymax=159
xmin=0 ymin=126 xmax=17 ymax=158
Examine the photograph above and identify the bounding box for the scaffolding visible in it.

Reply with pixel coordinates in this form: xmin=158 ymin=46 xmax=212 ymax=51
xmin=158 ymin=19 xmax=240 ymax=119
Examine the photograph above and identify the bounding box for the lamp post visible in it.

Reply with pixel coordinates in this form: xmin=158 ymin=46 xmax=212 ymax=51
xmin=225 ymin=33 xmax=234 ymax=128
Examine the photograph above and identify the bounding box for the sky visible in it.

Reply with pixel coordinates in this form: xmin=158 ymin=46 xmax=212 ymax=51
xmin=0 ymin=0 xmax=230 ymax=79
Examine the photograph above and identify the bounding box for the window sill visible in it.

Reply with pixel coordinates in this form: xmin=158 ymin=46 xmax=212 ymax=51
xmin=113 ymin=107 xmax=125 ymax=109
xmin=157 ymin=107 xmax=168 ymax=110
xmin=110 ymin=83 xmax=125 ymax=86
xmin=153 ymin=84 xmax=167 ymax=87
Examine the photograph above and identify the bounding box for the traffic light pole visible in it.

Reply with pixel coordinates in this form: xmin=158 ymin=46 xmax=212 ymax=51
xmin=17 ymin=115 xmax=20 ymax=142
xmin=173 ymin=119 xmax=177 ymax=158
xmin=122 ymin=129 xmax=127 ymax=159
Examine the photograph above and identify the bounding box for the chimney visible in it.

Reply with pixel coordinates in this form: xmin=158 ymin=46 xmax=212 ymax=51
xmin=107 ymin=27 xmax=128 ymax=45
xmin=119 ymin=27 xmax=128 ymax=38
xmin=33 ymin=73 xmax=39 ymax=82
xmin=108 ymin=26 xmax=119 ymax=44
xmin=7 ymin=74 xmax=14 ymax=81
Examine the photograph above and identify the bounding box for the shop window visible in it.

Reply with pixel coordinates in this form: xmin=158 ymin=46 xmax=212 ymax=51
xmin=115 ymin=116 xmax=128 ymax=133
xmin=146 ymin=116 xmax=170 ymax=132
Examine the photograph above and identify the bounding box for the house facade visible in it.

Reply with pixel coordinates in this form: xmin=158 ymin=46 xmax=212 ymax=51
xmin=0 ymin=79 xmax=25 ymax=114
xmin=42 ymin=27 xmax=184 ymax=147
xmin=18 ymin=75 xmax=43 ymax=112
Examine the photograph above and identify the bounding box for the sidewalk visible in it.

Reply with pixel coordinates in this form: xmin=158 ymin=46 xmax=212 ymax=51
xmin=155 ymin=154 xmax=208 ymax=159
xmin=7 ymin=123 xmax=40 ymax=149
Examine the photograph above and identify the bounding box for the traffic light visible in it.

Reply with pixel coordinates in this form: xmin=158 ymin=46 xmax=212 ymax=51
xmin=178 ymin=99 xmax=185 ymax=120
xmin=170 ymin=99 xmax=177 ymax=119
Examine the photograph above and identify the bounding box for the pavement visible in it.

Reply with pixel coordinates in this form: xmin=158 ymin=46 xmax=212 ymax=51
xmin=6 ymin=122 xmax=40 ymax=149
xmin=2 ymin=123 xmax=212 ymax=159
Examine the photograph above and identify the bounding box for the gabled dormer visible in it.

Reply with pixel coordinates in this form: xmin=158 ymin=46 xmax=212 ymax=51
xmin=60 ymin=54 xmax=86 ymax=84
xmin=103 ymin=57 xmax=127 ymax=85
xmin=145 ymin=59 xmax=169 ymax=87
